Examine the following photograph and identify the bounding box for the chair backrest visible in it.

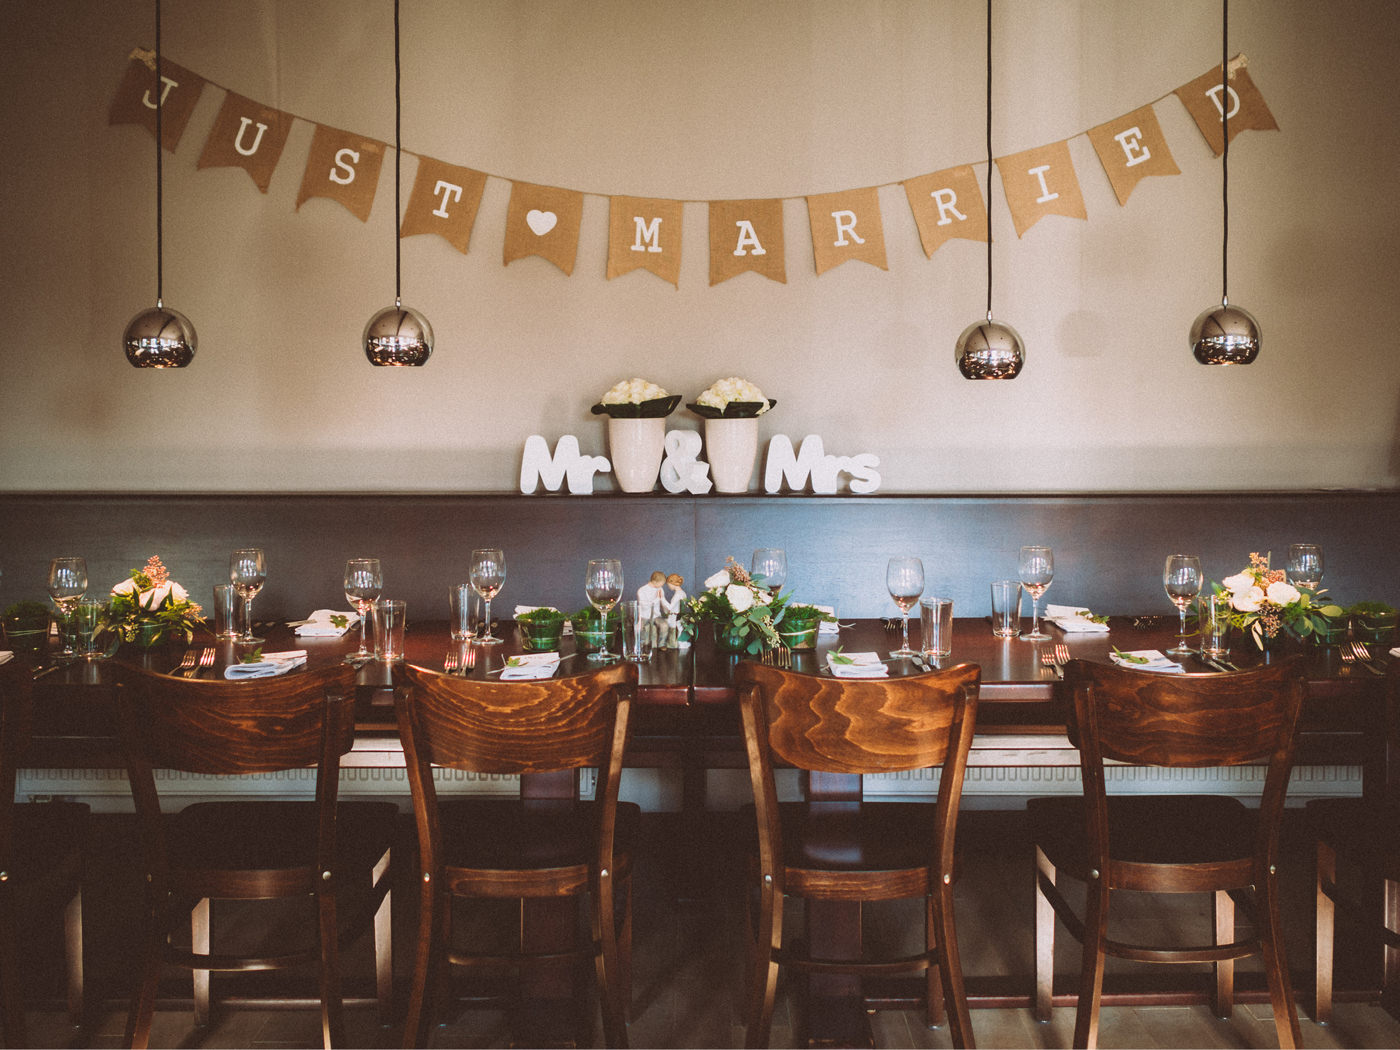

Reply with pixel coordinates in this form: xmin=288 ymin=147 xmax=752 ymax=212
xmin=395 ymin=662 xmax=636 ymax=777
xmin=735 ymin=661 xmax=981 ymax=776
xmin=0 ymin=661 xmax=34 ymax=870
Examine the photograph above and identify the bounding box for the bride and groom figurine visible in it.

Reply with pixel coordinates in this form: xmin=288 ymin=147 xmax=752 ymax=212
xmin=638 ymin=571 xmax=686 ymax=649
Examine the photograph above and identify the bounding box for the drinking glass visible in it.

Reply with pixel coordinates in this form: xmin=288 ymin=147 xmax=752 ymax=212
xmin=1287 ymin=544 xmax=1324 ymax=592
xmin=470 ymin=548 xmax=506 ymax=644
xmin=47 ymin=556 xmax=88 ymax=657
xmin=1163 ymin=554 xmax=1203 ymax=656
xmin=584 ymin=558 xmax=623 ymax=662
xmin=1018 ymin=546 xmax=1054 ymax=641
xmin=230 ymin=548 xmax=267 ymax=645
xmin=343 ymin=557 xmax=383 ymax=660
xmin=751 ymin=548 xmax=787 ymax=594
xmin=886 ymin=556 xmax=924 ymax=657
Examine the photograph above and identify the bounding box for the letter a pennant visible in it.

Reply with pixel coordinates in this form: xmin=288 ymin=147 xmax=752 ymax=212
xmin=1087 ymin=104 xmax=1180 ymax=206
xmin=196 ymin=91 xmax=293 ymax=193
xmin=295 ymin=125 xmax=386 ymax=222
xmin=902 ymin=165 xmax=988 ymax=258
xmin=503 ymin=182 xmax=585 ymax=275
xmin=607 ymin=197 xmax=684 ymax=286
xmin=400 ymin=158 xmax=487 ymax=254
xmin=108 ymin=48 xmax=205 ymax=152
xmin=996 ymin=141 xmax=1087 ymax=238
xmin=1175 ymin=56 xmax=1279 ymax=157
xmin=805 ymin=187 xmax=887 ymax=275
xmin=708 ymin=199 xmax=786 ymax=286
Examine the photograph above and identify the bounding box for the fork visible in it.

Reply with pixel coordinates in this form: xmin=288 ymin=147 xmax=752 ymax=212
xmin=173 ymin=650 xmax=198 ymax=676
xmin=462 ymin=646 xmax=477 ymax=670
xmin=189 ymin=648 xmax=215 ymax=678
xmin=443 ymin=651 xmax=459 ymax=674
xmin=1040 ymin=651 xmax=1062 ymax=679
xmin=1348 ymin=640 xmax=1385 ymax=677
xmin=761 ymin=644 xmax=791 ymax=669
xmin=1054 ymin=643 xmax=1071 ymax=675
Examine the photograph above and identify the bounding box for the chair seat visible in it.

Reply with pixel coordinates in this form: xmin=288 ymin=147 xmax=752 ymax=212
xmin=170 ymin=800 xmax=398 ymax=875
xmin=772 ymin=801 xmax=939 ymax=873
xmin=1307 ymin=798 xmax=1400 ymax=880
xmin=438 ymin=798 xmax=640 ymax=871
xmin=1029 ymin=794 xmax=1255 ymax=880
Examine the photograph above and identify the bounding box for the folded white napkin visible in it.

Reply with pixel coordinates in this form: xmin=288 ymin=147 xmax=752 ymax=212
xmin=1109 ymin=650 xmax=1183 ymax=673
xmin=1391 ymin=647 xmax=1400 ymax=659
xmin=1045 ymin=605 xmax=1110 ymax=634
xmin=0 ymin=651 xmax=13 ymax=666
xmin=500 ymin=652 xmax=561 ymax=680
xmin=294 ymin=610 xmax=359 ymax=638
xmin=225 ymin=651 xmax=308 ymax=679
xmin=814 ymin=605 xmax=840 ymax=635
xmin=827 ymin=651 xmax=889 ymax=678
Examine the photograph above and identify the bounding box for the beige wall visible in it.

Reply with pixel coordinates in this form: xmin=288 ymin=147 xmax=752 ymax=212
xmin=2 ymin=0 xmax=1397 ymax=494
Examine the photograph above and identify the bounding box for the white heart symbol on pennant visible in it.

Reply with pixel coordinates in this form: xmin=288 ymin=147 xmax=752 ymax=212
xmin=526 ymin=209 xmax=557 ymax=236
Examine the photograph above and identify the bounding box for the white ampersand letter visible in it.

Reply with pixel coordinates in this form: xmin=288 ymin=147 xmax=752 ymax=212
xmin=660 ymin=430 xmax=712 ymax=494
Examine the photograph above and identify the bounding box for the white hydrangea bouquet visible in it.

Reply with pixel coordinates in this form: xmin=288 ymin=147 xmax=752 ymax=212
xmin=1216 ymin=551 xmax=1343 ymax=649
xmin=590 ymin=377 xmax=681 ymax=418
xmin=109 ymin=555 xmax=205 ymax=648
xmin=686 ymin=376 xmax=775 ymax=418
xmin=682 ymin=556 xmax=789 ymax=654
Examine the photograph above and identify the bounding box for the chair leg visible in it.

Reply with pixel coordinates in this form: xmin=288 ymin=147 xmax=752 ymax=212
xmin=1258 ymin=869 xmax=1302 ymax=1049
xmin=593 ymin=870 xmax=628 ymax=1048
xmin=1212 ymin=889 xmax=1234 ymax=1019
xmin=402 ymin=879 xmax=440 ymax=1050
xmin=372 ymin=848 xmax=394 ymax=1027
xmin=1313 ymin=840 xmax=1335 ymax=1024
xmin=316 ymin=887 xmax=345 ymax=1050
xmin=125 ymin=898 xmax=165 ymax=1050
xmin=1033 ymin=845 xmax=1056 ymax=1023
xmin=1385 ymin=877 xmax=1400 ymax=1018
xmin=932 ymin=876 xmax=974 ymax=1049
xmin=617 ymin=870 xmax=634 ymax=1023
xmin=1071 ymin=876 xmax=1109 ymax=1050
xmin=1 ymin=890 xmax=27 ymax=1048
xmin=923 ymin=894 xmax=946 ymax=1029
xmin=744 ymin=876 xmax=782 ymax=1050
xmin=64 ymin=886 xmax=84 ymax=1029
xmin=192 ymin=897 xmax=211 ymax=1028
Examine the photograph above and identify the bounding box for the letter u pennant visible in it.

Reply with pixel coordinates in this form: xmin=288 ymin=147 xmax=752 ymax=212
xmin=196 ymin=92 xmax=294 ymax=193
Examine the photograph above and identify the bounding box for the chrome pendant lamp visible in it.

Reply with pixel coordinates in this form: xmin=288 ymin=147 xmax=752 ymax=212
xmin=363 ymin=0 xmax=433 ymax=366
xmin=955 ymin=0 xmax=1023 ymax=380
xmin=123 ymin=0 xmax=197 ymax=368
xmin=1190 ymin=0 xmax=1259 ymax=365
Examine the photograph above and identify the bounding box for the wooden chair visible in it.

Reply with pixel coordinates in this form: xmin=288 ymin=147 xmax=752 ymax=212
xmin=1308 ymin=656 xmax=1400 ymax=1023
xmin=115 ymin=662 xmax=396 ymax=1049
xmin=1 ymin=659 xmax=88 ymax=1047
xmin=1030 ymin=657 xmax=1306 ymax=1049
xmin=394 ymin=661 xmax=637 ymax=1049
xmin=735 ymin=660 xmax=981 ymax=1049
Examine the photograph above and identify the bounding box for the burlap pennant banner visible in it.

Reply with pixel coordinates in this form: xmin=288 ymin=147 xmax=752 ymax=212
xmin=108 ymin=49 xmax=205 ymax=152
xmin=1087 ymin=105 xmax=1180 ymax=206
xmin=503 ymin=182 xmax=584 ymax=275
xmin=1175 ymin=56 xmax=1279 ymax=157
xmin=295 ymin=125 xmax=385 ymax=222
xmin=196 ymin=91 xmax=293 ymax=193
xmin=400 ymin=158 xmax=487 ymax=254
xmin=805 ymin=187 xmax=887 ymax=275
xmin=709 ymin=199 xmax=786 ymax=285
xmin=607 ymin=196 xmax=684 ymax=286
xmin=902 ymin=165 xmax=988 ymax=257
xmin=996 ymin=141 xmax=1088 ymax=238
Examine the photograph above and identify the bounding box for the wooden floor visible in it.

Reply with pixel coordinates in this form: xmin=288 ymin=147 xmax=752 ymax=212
xmin=12 ymin=809 xmax=1400 ymax=1049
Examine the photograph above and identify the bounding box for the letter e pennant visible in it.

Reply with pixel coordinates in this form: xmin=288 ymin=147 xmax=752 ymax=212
xmin=400 ymin=158 xmax=487 ymax=254
xmin=196 ymin=91 xmax=293 ymax=193
xmin=504 ymin=182 xmax=584 ymax=275
xmin=996 ymin=141 xmax=1087 ymax=238
xmin=1087 ymin=104 xmax=1180 ymax=206
xmin=1175 ymin=56 xmax=1279 ymax=157
xmin=296 ymin=124 xmax=385 ymax=222
xmin=902 ymin=165 xmax=987 ymax=257
xmin=806 ymin=187 xmax=887 ymax=275
xmin=708 ymin=199 xmax=786 ymax=286
xmin=108 ymin=48 xmax=205 ymax=152
xmin=607 ymin=197 xmax=684 ymax=286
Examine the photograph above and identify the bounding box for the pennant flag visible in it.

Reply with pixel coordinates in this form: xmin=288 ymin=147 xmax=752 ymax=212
xmin=805 ymin=187 xmax=887 ymax=275
xmin=196 ymin=91 xmax=293 ymax=193
xmin=607 ymin=196 xmax=684 ymax=286
xmin=902 ymin=165 xmax=988 ymax=258
xmin=400 ymin=157 xmax=487 ymax=254
xmin=108 ymin=48 xmax=205 ymax=152
xmin=503 ymin=182 xmax=584 ymax=275
xmin=1175 ymin=56 xmax=1279 ymax=156
xmin=996 ymin=141 xmax=1087 ymax=238
xmin=295 ymin=124 xmax=385 ymax=222
xmin=708 ymin=199 xmax=786 ymax=286
xmin=1087 ymin=104 xmax=1180 ymax=206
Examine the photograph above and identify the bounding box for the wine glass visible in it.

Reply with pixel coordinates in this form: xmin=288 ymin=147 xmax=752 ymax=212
xmin=343 ymin=558 xmax=383 ymax=661
xmin=886 ymin=556 xmax=924 ymax=657
xmin=751 ymin=549 xmax=787 ymax=595
xmin=470 ymin=548 xmax=506 ymax=644
xmin=1287 ymin=544 xmax=1324 ymax=592
xmin=1018 ymin=546 xmax=1054 ymax=641
xmin=47 ymin=556 xmax=88 ymax=657
xmin=229 ymin=548 xmax=267 ymax=645
xmin=584 ymin=558 xmax=624 ymax=663
xmin=1163 ymin=554 xmax=1203 ymax=656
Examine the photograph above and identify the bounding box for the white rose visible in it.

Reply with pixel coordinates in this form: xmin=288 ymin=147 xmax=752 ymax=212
xmin=1231 ymin=585 xmax=1265 ymax=612
xmin=754 ymin=590 xmax=772 ymax=605
xmin=1265 ymin=581 xmax=1301 ymax=607
xmin=704 ymin=569 xmax=731 ymax=590
xmin=726 ymin=584 xmax=755 ymax=612
xmin=111 ymin=578 xmax=138 ymax=596
xmin=1221 ymin=572 xmax=1255 ymax=595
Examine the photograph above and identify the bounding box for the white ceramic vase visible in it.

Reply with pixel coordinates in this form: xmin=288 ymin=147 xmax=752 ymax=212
xmin=608 ymin=417 xmax=666 ymax=493
xmin=704 ymin=417 xmax=758 ymax=493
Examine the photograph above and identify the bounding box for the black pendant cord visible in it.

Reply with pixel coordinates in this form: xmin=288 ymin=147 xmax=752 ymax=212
xmin=1221 ymin=0 xmax=1230 ymax=307
xmin=394 ymin=0 xmax=402 ymax=310
xmin=155 ymin=0 xmax=164 ymax=309
xmin=984 ymin=0 xmax=993 ymax=322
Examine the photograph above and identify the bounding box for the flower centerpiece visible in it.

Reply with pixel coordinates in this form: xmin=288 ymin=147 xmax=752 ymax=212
xmin=682 ymin=557 xmax=789 ymax=655
xmin=109 ymin=555 xmax=204 ymax=649
xmin=686 ymin=378 xmax=776 ymax=493
xmin=1216 ymin=552 xmax=1343 ymax=649
xmin=591 ymin=378 xmax=682 ymax=492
